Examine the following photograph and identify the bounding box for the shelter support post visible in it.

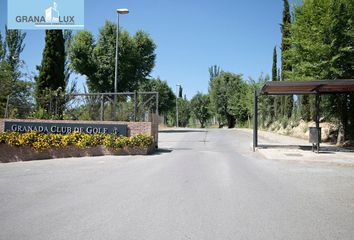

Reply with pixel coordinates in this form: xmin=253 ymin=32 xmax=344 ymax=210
xmin=315 ymin=93 xmax=321 ymax=153
xmin=253 ymin=90 xmax=258 ymax=152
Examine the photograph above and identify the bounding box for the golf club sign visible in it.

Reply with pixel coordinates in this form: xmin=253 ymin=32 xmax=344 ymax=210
xmin=4 ymin=121 xmax=128 ymax=136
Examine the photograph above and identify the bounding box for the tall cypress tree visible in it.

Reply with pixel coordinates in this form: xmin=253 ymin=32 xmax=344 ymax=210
xmin=281 ymin=0 xmax=293 ymax=118
xmin=0 ymin=32 xmax=4 ymax=60
xmin=35 ymin=30 xmax=65 ymax=117
xmin=178 ymin=86 xmax=183 ymax=98
xmin=272 ymin=47 xmax=281 ymax=118
xmin=272 ymin=47 xmax=277 ymax=82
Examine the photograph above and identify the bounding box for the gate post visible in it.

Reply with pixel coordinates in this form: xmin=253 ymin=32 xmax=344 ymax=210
xmin=100 ymin=94 xmax=104 ymax=121
xmin=134 ymin=91 xmax=138 ymax=122
xmin=156 ymin=92 xmax=159 ymax=116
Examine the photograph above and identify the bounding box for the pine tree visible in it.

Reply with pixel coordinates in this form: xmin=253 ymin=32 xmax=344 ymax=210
xmin=281 ymin=0 xmax=293 ymax=118
xmin=35 ymin=30 xmax=65 ymax=117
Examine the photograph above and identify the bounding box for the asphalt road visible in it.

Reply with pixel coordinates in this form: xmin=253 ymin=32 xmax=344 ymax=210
xmin=1 ymin=129 xmax=354 ymax=240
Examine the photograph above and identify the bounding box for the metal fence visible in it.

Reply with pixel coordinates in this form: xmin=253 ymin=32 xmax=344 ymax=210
xmin=2 ymin=91 xmax=159 ymax=122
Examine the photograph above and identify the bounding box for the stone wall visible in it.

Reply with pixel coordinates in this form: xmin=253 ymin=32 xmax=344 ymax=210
xmin=0 ymin=144 xmax=156 ymax=163
xmin=150 ymin=114 xmax=159 ymax=147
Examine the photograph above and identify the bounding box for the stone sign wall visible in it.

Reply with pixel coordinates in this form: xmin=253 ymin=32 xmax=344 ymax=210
xmin=0 ymin=117 xmax=159 ymax=146
xmin=4 ymin=121 xmax=128 ymax=135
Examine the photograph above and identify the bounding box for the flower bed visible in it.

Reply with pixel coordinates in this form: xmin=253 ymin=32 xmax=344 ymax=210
xmin=0 ymin=131 xmax=155 ymax=163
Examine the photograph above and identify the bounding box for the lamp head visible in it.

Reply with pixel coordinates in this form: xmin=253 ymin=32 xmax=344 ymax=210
xmin=117 ymin=8 xmax=129 ymax=14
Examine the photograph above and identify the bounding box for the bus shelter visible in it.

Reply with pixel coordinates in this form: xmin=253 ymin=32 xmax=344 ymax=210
xmin=253 ymin=79 xmax=354 ymax=153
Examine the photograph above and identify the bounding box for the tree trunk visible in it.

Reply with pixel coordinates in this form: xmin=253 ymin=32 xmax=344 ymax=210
xmin=227 ymin=115 xmax=236 ymax=128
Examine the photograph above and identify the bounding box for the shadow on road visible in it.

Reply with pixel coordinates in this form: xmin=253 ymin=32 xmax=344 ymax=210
xmin=258 ymin=144 xmax=354 ymax=153
xmin=152 ymin=148 xmax=174 ymax=155
xmin=159 ymin=129 xmax=206 ymax=133
xmin=258 ymin=144 xmax=312 ymax=150
xmin=152 ymin=147 xmax=195 ymax=155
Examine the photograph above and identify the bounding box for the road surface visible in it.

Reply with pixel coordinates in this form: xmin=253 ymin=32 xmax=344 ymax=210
xmin=1 ymin=129 xmax=354 ymax=240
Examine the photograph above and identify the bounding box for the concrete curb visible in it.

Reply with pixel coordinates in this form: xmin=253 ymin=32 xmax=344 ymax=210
xmin=255 ymin=146 xmax=354 ymax=168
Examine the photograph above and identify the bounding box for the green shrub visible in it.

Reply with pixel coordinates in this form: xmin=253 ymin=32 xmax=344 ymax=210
xmin=0 ymin=131 xmax=153 ymax=151
xmin=281 ymin=116 xmax=288 ymax=129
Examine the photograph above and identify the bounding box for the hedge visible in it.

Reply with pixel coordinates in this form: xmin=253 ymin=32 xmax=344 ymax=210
xmin=0 ymin=131 xmax=154 ymax=151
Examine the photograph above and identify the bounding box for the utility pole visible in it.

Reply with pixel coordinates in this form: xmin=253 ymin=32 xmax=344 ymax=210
xmin=113 ymin=8 xmax=129 ymax=120
xmin=176 ymin=84 xmax=181 ymax=128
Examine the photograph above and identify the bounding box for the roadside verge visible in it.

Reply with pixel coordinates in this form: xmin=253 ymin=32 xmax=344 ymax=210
xmin=236 ymin=128 xmax=354 ymax=167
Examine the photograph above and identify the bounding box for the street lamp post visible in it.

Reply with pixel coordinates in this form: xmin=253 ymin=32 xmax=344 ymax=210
xmin=176 ymin=84 xmax=181 ymax=128
xmin=113 ymin=8 xmax=129 ymax=119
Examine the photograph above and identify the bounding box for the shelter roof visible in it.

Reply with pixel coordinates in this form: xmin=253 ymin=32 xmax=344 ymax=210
xmin=260 ymin=80 xmax=354 ymax=95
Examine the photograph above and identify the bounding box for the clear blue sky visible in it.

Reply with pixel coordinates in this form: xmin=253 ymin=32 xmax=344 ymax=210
xmin=0 ymin=0 xmax=293 ymax=99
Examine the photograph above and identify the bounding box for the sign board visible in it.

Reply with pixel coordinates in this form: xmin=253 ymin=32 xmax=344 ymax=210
xmin=4 ymin=121 xmax=128 ymax=136
xmin=7 ymin=0 xmax=84 ymax=30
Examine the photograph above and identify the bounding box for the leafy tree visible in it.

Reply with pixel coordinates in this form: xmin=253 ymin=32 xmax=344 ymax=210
xmin=35 ymin=30 xmax=65 ymax=117
xmin=9 ymin=81 xmax=34 ymax=118
xmin=138 ymin=78 xmax=175 ymax=115
xmin=67 ymin=30 xmax=95 ymax=80
xmin=179 ymin=97 xmax=191 ymax=127
xmin=289 ymin=0 xmax=354 ymax=140
xmin=176 ymin=97 xmax=191 ymax=127
xmin=69 ymin=21 xmax=156 ymax=93
xmin=4 ymin=26 xmax=26 ymax=81
xmin=209 ymin=72 xmax=232 ymax=127
xmin=226 ymin=73 xmax=252 ymax=126
xmin=254 ymin=74 xmax=273 ymax=128
xmin=2 ymin=27 xmax=33 ymax=118
xmin=289 ymin=0 xmax=353 ymax=80
xmin=0 ymin=61 xmax=12 ymax=117
xmin=191 ymin=92 xmax=211 ymax=128
xmin=166 ymin=96 xmax=191 ymax=127
xmin=208 ymin=64 xmax=224 ymax=126
xmin=209 ymin=65 xmax=222 ymax=81
xmin=210 ymin=72 xmax=250 ymax=128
